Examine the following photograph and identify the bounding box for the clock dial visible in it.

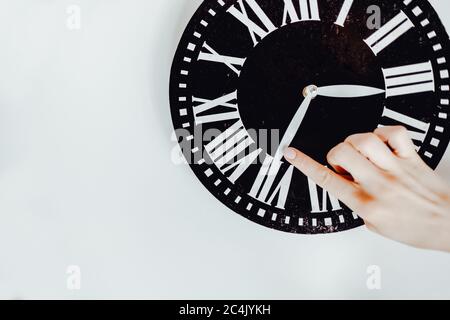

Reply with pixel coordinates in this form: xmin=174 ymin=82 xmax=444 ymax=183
xmin=169 ymin=0 xmax=450 ymax=234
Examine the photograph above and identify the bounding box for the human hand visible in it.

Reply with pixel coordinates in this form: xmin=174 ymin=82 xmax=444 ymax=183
xmin=284 ymin=126 xmax=450 ymax=252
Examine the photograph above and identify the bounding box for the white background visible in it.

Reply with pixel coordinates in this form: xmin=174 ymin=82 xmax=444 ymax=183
xmin=0 ymin=0 xmax=449 ymax=299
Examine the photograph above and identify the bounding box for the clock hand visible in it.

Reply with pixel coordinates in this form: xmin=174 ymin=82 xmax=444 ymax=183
xmin=316 ymin=85 xmax=385 ymax=98
xmin=268 ymin=86 xmax=315 ymax=176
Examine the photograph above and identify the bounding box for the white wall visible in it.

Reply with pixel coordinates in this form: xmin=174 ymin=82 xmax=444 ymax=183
xmin=0 ymin=0 xmax=449 ymax=299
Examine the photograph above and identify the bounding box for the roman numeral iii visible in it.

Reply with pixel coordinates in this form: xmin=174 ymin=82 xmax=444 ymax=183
xmin=382 ymin=61 xmax=435 ymax=97
xmin=227 ymin=0 xmax=276 ymax=46
xmin=364 ymin=10 xmax=414 ymax=55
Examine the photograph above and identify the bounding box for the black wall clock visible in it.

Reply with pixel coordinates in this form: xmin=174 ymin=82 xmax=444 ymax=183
xmin=169 ymin=0 xmax=450 ymax=234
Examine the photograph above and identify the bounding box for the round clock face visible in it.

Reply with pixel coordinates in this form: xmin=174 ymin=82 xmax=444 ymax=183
xmin=169 ymin=0 xmax=450 ymax=234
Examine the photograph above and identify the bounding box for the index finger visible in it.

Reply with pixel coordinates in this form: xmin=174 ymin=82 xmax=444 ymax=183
xmin=284 ymin=147 xmax=362 ymax=212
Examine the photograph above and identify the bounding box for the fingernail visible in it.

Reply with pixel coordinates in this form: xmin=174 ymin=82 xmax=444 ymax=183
xmin=284 ymin=147 xmax=297 ymax=160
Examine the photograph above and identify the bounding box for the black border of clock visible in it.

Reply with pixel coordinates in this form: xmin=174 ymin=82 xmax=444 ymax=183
xmin=169 ymin=0 xmax=450 ymax=235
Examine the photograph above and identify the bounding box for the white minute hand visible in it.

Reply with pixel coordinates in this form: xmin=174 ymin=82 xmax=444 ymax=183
xmin=317 ymin=85 xmax=385 ymax=98
xmin=271 ymin=93 xmax=313 ymax=174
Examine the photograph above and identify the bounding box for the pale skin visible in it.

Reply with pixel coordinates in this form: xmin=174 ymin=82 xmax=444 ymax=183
xmin=283 ymin=126 xmax=450 ymax=253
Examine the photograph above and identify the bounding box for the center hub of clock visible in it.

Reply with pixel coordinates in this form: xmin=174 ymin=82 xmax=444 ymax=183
xmin=303 ymin=85 xmax=318 ymax=99
xmin=237 ymin=22 xmax=385 ymax=164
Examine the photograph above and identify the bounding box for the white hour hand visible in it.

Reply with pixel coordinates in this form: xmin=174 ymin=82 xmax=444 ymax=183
xmin=317 ymin=85 xmax=385 ymax=98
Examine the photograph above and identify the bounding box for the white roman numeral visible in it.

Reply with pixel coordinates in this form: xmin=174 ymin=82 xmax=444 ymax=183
xmin=205 ymin=121 xmax=261 ymax=183
xmin=364 ymin=10 xmax=414 ymax=55
xmin=299 ymin=0 xmax=320 ymax=21
xmin=192 ymin=91 xmax=240 ymax=125
xmin=308 ymin=178 xmax=342 ymax=213
xmin=282 ymin=0 xmax=320 ymax=25
xmin=227 ymin=0 xmax=276 ymax=46
xmin=382 ymin=61 xmax=435 ymax=97
xmin=223 ymin=148 xmax=263 ymax=183
xmin=379 ymin=106 xmax=430 ymax=149
xmin=249 ymin=155 xmax=293 ymax=209
xmin=198 ymin=42 xmax=246 ymax=75
xmin=335 ymin=0 xmax=354 ymax=27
